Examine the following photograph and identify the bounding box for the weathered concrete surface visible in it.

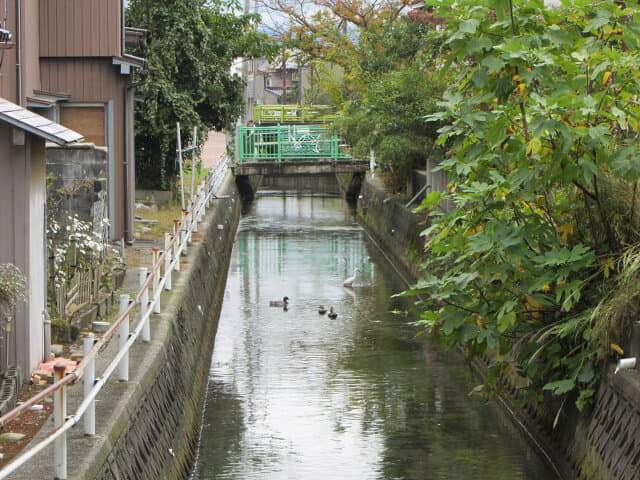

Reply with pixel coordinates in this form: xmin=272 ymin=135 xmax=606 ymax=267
xmin=13 ymin=171 xmax=241 ymax=480
xmin=232 ymin=159 xmax=368 ymax=176
xmin=235 ymin=174 xmax=263 ymax=203
xmin=259 ymin=173 xmax=341 ymax=195
xmin=46 ymin=143 xmax=108 ymax=226
xmin=354 ymin=173 xmax=424 ymax=282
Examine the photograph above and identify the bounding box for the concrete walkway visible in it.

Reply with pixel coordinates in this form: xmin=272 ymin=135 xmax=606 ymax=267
xmin=200 ymin=130 xmax=227 ymax=168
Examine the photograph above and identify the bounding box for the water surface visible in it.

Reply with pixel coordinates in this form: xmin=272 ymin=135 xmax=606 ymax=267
xmin=192 ymin=194 xmax=557 ymax=480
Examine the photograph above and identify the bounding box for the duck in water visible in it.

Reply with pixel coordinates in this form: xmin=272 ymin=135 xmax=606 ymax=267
xmin=318 ymin=305 xmax=327 ymax=315
xmin=328 ymin=307 xmax=338 ymax=319
xmin=270 ymin=296 xmax=289 ymax=307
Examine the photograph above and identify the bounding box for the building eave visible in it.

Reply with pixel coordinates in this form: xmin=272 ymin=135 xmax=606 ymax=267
xmin=0 ymin=98 xmax=84 ymax=145
xmin=112 ymin=54 xmax=146 ymax=75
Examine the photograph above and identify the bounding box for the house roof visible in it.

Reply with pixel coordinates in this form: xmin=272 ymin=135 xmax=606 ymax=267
xmin=0 ymin=98 xmax=84 ymax=145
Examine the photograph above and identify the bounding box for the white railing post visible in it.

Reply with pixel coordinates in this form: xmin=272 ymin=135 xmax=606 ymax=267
xmin=53 ymin=363 xmax=67 ymax=479
xmin=181 ymin=210 xmax=188 ymax=255
xmin=118 ymin=294 xmax=130 ymax=382
xmin=187 ymin=200 xmax=194 ymax=240
xmin=200 ymin=185 xmax=206 ymax=216
xmin=173 ymin=220 xmax=181 ymax=271
xmin=152 ymin=249 xmax=161 ymax=313
xmin=139 ymin=268 xmax=151 ymax=343
xmin=195 ymin=189 xmax=201 ymax=225
xmin=83 ymin=333 xmax=95 ymax=436
xmin=164 ymin=233 xmax=172 ymax=290
xmin=192 ymin=198 xmax=198 ymax=233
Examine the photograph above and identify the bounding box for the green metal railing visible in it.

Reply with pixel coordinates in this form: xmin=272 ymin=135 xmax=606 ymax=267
xmin=253 ymin=105 xmax=341 ymax=124
xmin=238 ymin=124 xmax=352 ymax=163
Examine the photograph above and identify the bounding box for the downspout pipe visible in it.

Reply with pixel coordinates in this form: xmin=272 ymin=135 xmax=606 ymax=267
xmin=15 ymin=0 xmax=20 ymax=105
xmin=123 ymin=66 xmax=148 ymax=243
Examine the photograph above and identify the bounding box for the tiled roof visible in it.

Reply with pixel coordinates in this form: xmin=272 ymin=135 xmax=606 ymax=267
xmin=0 ymin=97 xmax=83 ymax=145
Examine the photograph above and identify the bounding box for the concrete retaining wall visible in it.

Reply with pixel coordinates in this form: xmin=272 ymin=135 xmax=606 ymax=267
xmin=354 ymin=174 xmax=424 ymax=282
xmin=353 ymin=172 xmax=640 ymax=480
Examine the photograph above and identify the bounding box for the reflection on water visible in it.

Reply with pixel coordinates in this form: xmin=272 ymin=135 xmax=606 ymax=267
xmin=192 ymin=194 xmax=557 ymax=480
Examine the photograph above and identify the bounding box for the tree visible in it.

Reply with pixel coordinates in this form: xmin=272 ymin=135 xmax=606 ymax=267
xmin=407 ymin=0 xmax=640 ymax=411
xmin=127 ymin=0 xmax=275 ymax=189
xmin=335 ymin=16 xmax=448 ymax=191
xmin=264 ymin=0 xmax=448 ymax=191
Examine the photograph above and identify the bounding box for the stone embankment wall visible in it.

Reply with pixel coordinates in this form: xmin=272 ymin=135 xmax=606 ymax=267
xmin=16 ymin=172 xmax=241 ymax=480
xmin=353 ymin=172 xmax=640 ymax=480
xmin=351 ymin=174 xmax=424 ymax=282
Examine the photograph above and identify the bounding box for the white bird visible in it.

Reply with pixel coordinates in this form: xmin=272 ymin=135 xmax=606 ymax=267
xmin=343 ymin=268 xmax=360 ymax=288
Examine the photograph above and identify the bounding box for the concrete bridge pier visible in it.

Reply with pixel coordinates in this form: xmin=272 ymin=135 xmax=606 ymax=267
xmin=234 ymin=171 xmax=365 ymax=204
xmin=232 ymin=158 xmax=369 ymax=204
xmin=235 ymin=174 xmax=260 ymax=203
xmin=345 ymin=172 xmax=364 ymax=203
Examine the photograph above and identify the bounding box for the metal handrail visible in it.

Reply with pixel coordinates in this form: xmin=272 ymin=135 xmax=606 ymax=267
xmin=0 ymin=158 xmax=230 ymax=479
xmin=253 ymin=105 xmax=341 ymax=124
xmin=237 ymin=124 xmax=352 ymax=163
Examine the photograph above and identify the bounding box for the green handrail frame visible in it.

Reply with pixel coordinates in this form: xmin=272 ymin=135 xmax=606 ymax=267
xmin=238 ymin=124 xmax=352 ymax=163
xmin=253 ymin=105 xmax=341 ymax=124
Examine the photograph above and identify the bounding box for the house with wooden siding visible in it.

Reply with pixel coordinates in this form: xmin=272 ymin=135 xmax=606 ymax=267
xmin=0 ymin=1 xmax=83 ymax=377
xmin=36 ymin=0 xmax=146 ymax=242
xmin=0 ymin=0 xmax=145 ymax=379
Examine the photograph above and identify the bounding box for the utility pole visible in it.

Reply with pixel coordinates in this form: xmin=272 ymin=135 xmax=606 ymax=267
xmin=282 ymin=54 xmax=287 ymax=105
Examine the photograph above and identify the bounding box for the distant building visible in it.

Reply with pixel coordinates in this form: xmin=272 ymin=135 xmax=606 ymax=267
xmin=242 ymin=56 xmax=311 ymax=123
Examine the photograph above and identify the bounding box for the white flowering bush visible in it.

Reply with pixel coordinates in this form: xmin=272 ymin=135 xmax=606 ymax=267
xmin=0 ymin=263 xmax=27 ymax=316
xmin=47 ymin=215 xmax=122 ymax=315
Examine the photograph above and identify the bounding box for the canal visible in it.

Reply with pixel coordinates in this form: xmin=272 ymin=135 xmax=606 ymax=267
xmin=191 ymin=193 xmax=557 ymax=480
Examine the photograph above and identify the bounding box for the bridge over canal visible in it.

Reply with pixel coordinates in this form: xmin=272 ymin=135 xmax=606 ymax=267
xmin=232 ymin=124 xmax=369 ymax=202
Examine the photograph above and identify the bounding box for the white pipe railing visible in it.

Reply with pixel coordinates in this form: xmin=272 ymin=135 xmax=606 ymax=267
xmin=0 ymin=159 xmax=230 ymax=479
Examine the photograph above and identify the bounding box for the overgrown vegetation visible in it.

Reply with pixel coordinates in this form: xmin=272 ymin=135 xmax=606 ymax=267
xmin=404 ymin=0 xmax=640 ymax=412
xmin=126 ymin=0 xmax=276 ymax=189
xmin=0 ymin=264 xmax=27 ymax=317
xmin=268 ymin=0 xmax=446 ymax=191
xmin=335 ymin=18 xmax=448 ymax=191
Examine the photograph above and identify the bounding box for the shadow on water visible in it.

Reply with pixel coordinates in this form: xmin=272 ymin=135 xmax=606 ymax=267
xmin=191 ymin=194 xmax=557 ymax=480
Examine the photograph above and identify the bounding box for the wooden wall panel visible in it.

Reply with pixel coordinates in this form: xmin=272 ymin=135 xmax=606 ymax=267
xmin=0 ymin=1 xmax=17 ymax=101
xmin=40 ymin=58 xmax=124 ymax=101
xmin=60 ymin=106 xmax=105 ymax=146
xmin=39 ymin=0 xmax=121 ymax=57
